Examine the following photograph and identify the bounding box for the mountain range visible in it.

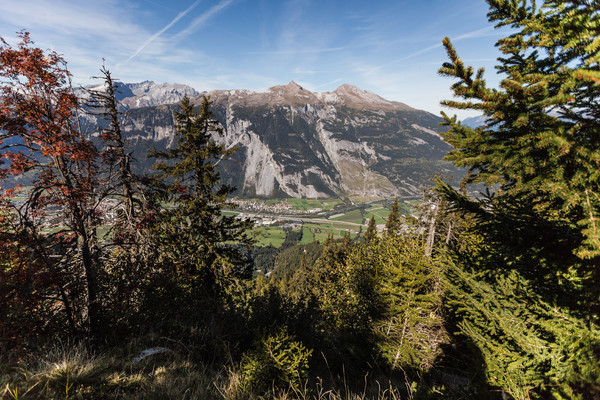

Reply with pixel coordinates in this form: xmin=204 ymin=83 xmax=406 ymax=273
xmin=87 ymin=81 xmax=461 ymax=199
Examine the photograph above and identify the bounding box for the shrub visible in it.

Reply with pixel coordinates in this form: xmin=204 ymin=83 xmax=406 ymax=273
xmin=241 ymin=330 xmax=312 ymax=395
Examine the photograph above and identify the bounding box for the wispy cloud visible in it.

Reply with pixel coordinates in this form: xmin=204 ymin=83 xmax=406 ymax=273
xmin=0 ymin=0 xmax=218 ymax=87
xmin=362 ymin=43 xmax=441 ymax=75
xmin=363 ymin=25 xmax=497 ymax=76
xmin=0 ymin=0 xmax=141 ymax=40
xmin=126 ymin=0 xmax=203 ymax=63
xmin=246 ymin=47 xmax=345 ymax=56
xmin=453 ymin=25 xmax=496 ymax=40
xmin=171 ymin=0 xmax=236 ymax=41
xmin=314 ymin=78 xmax=343 ymax=89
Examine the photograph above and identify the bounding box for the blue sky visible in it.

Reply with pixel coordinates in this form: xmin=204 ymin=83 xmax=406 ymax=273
xmin=1 ymin=0 xmax=509 ymax=119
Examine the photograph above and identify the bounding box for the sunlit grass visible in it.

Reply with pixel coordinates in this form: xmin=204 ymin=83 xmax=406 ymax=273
xmin=364 ymin=207 xmax=390 ymax=226
xmin=253 ymin=226 xmax=287 ymax=247
xmin=285 ymin=198 xmax=342 ymax=211
xmin=0 ymin=340 xmax=222 ymax=400
xmin=331 ymin=209 xmax=363 ymax=224
xmin=1 ymin=337 xmax=413 ymax=400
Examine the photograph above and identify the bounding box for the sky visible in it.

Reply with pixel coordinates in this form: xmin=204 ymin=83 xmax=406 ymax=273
xmin=0 ymin=0 xmax=511 ymax=119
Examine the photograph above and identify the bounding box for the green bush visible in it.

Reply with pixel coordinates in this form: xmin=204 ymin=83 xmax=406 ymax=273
xmin=241 ymin=330 xmax=312 ymax=395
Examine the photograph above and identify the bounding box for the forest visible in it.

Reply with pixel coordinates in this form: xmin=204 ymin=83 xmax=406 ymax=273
xmin=1 ymin=1 xmax=599 ymax=399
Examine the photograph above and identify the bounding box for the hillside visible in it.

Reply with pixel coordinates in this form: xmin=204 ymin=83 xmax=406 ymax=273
xmin=104 ymin=81 xmax=459 ymax=199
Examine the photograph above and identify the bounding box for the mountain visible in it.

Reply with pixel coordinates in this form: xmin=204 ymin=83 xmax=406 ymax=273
xmin=92 ymin=81 xmax=460 ymax=199
xmin=461 ymin=115 xmax=489 ymax=128
xmin=78 ymin=81 xmax=201 ymax=111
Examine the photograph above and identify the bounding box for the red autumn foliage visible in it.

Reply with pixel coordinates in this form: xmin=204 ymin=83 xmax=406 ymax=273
xmin=0 ymin=31 xmax=104 ymax=342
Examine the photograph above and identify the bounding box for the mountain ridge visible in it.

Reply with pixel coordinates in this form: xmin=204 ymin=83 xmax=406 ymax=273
xmin=205 ymin=81 xmax=415 ymax=112
xmin=84 ymin=81 xmax=459 ymax=199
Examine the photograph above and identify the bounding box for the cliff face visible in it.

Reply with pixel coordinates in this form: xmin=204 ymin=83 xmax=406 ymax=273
xmin=96 ymin=81 xmax=457 ymax=198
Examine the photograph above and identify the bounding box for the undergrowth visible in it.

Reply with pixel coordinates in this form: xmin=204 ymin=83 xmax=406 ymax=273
xmin=0 ymin=338 xmax=419 ymax=400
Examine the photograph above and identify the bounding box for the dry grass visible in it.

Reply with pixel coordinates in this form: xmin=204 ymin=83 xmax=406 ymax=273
xmin=1 ymin=340 xmax=415 ymax=400
xmin=1 ymin=340 xmax=222 ymax=399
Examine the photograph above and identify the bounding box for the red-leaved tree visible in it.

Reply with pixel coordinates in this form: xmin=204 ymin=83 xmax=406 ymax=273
xmin=0 ymin=31 xmax=105 ymax=341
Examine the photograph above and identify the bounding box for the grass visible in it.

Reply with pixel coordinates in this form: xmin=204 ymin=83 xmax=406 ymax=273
xmin=330 ymin=209 xmax=363 ymax=225
xmin=364 ymin=207 xmax=390 ymax=226
xmin=222 ymin=211 xmax=240 ymax=216
xmin=0 ymin=339 xmax=410 ymax=400
xmin=299 ymin=226 xmax=316 ymax=245
xmin=252 ymin=210 xmax=366 ymax=247
xmin=253 ymin=226 xmax=287 ymax=247
xmin=0 ymin=340 xmax=226 ymax=400
xmin=285 ymin=198 xmax=342 ymax=212
xmin=303 ymin=223 xmax=359 ymax=242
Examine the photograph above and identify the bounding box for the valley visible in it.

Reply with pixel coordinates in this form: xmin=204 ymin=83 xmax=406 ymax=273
xmin=229 ymin=196 xmax=415 ymax=247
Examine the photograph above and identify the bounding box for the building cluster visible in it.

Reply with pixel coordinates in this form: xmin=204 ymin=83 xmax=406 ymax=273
xmin=235 ymin=212 xmax=304 ymax=228
xmin=230 ymin=199 xmax=323 ymax=215
xmin=230 ymin=199 xmax=293 ymax=213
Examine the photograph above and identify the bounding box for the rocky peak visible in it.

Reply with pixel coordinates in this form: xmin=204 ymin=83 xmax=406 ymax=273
xmin=328 ymin=83 xmax=414 ymax=111
xmin=121 ymin=81 xmax=200 ymax=110
xmin=263 ymin=81 xmax=320 ymax=106
xmin=334 ymin=83 xmax=384 ymax=103
xmin=77 ymin=81 xmax=200 ymax=111
xmin=95 ymin=80 xmax=457 ymax=199
xmin=286 ymin=81 xmax=305 ymax=91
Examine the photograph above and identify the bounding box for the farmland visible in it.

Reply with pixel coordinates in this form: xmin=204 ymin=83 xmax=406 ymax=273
xmin=240 ymin=197 xmax=416 ymax=247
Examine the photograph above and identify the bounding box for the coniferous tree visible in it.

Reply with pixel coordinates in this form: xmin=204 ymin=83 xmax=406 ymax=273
xmin=149 ymin=95 xmax=253 ymax=293
xmin=87 ymin=65 xmax=138 ymax=225
xmin=364 ymin=215 xmax=378 ymax=244
xmin=368 ymin=234 xmax=446 ymax=372
xmin=437 ymin=1 xmax=600 ymax=397
xmin=439 ymin=0 xmax=600 ymax=276
xmin=385 ymin=198 xmax=401 ymax=234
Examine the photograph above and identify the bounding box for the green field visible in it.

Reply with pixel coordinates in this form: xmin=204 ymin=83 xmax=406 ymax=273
xmin=252 ymin=226 xmax=287 ymax=247
xmin=303 ymin=223 xmax=359 ymax=242
xmin=222 ymin=210 xmax=240 ymax=216
xmin=285 ymin=198 xmax=343 ymax=211
xmin=300 ymin=225 xmax=316 ymax=244
xmin=229 ymin=197 xmax=412 ymax=247
xmin=331 ymin=209 xmax=364 ymax=224
xmin=364 ymin=206 xmax=391 ymax=226
xmin=398 ymin=201 xmax=415 ymax=214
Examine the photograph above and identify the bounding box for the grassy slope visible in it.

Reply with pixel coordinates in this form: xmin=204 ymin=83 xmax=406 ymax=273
xmin=1 ymin=337 xmax=410 ymax=400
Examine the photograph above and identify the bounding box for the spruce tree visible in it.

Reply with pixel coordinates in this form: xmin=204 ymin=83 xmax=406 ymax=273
xmin=364 ymin=215 xmax=378 ymax=244
xmin=149 ymin=95 xmax=253 ymax=291
xmin=385 ymin=198 xmax=401 ymax=234
xmin=437 ymin=1 xmax=600 ymax=397
xmin=369 ymin=234 xmax=446 ymax=373
xmin=439 ymin=0 xmax=600 ymax=263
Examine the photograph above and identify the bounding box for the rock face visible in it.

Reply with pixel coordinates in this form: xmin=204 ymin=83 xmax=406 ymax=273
xmin=99 ymin=82 xmax=458 ymax=199
xmin=78 ymin=81 xmax=201 ymax=111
